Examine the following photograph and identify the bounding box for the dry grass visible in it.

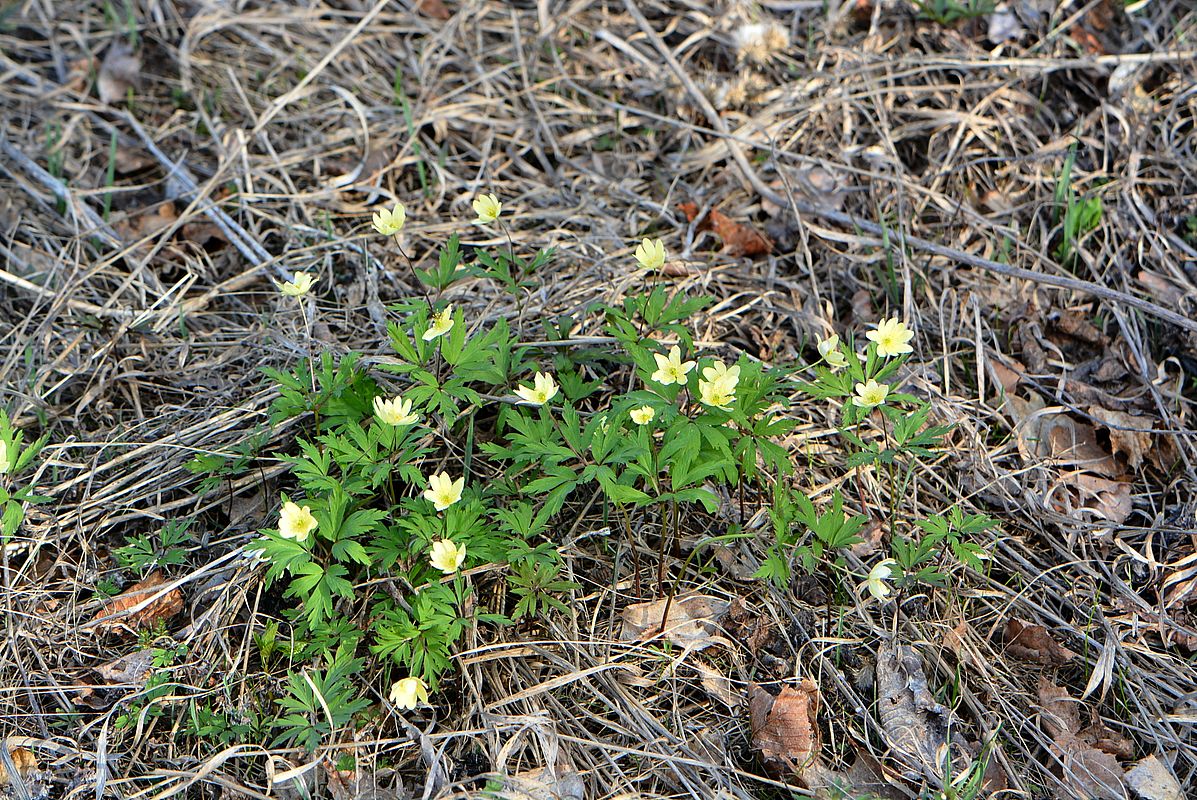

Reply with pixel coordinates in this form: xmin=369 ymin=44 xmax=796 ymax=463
xmin=2 ymin=0 xmax=1197 ymax=798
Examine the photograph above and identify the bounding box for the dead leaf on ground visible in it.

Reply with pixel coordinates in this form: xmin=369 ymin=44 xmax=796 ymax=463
xmin=749 ymin=681 xmax=821 ymax=782
xmin=1003 ymin=618 xmax=1077 ymax=665
xmin=988 ymin=356 xmax=1026 ymax=396
xmin=1007 ymin=394 xmax=1120 ymax=477
xmin=875 ymin=642 xmax=971 ymax=782
xmin=0 ymin=745 xmax=38 ymax=787
xmin=416 ymin=0 xmax=451 ymax=20
xmin=321 ymin=758 xmax=402 ymax=800
xmin=678 ymin=202 xmax=772 ymax=258
xmin=495 ymin=767 xmax=584 ymax=800
xmin=1053 ymin=471 xmax=1133 ymax=527
xmin=94 ymin=571 xmax=184 ymax=634
xmin=1037 ymin=678 xmax=1128 ymax=800
xmin=1123 ymin=754 xmax=1183 ymax=800
xmin=692 ymin=661 xmax=739 ymax=709
xmin=1088 ymin=407 xmax=1154 ymax=472
xmin=74 ymin=648 xmax=155 ymax=709
xmin=620 ymin=593 xmax=731 ymax=651
xmin=98 ymin=43 xmax=140 ymax=105
xmin=114 ymin=202 xmax=179 ymax=243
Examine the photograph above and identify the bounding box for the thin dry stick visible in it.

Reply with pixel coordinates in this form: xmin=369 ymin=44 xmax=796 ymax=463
xmin=621 ymin=0 xmax=1197 ymax=336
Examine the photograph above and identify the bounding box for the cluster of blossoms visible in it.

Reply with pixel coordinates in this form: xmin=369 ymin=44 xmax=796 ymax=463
xmin=815 ymin=317 xmax=914 ymax=410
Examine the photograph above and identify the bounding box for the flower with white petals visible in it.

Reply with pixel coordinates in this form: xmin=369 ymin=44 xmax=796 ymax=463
xmin=389 ymin=677 xmax=429 ymax=710
xmin=277 ymin=271 xmax=315 ymax=297
xmin=853 ymin=379 xmax=890 ymax=409
xmin=698 ymin=374 xmax=737 ymax=411
xmin=650 ymin=346 xmax=696 ymax=387
xmin=865 ymin=559 xmax=897 ymax=601
xmin=278 ymin=501 xmax=317 ymax=543
xmin=371 ymin=203 xmax=407 ymax=236
xmin=471 ymin=193 xmax=502 ymax=225
xmin=422 ymin=306 xmax=454 ymax=341
xmin=630 ymin=406 xmax=655 ymax=426
xmin=374 ymin=396 xmax=419 ymax=426
xmin=429 ymin=539 xmax=467 ymax=574
xmin=866 ymin=318 xmax=915 ymax=358
xmin=423 ymin=472 xmax=464 ymax=512
xmin=817 ymin=334 xmax=849 ymax=369
xmin=514 ymin=372 xmax=559 ymax=406
xmin=633 ymin=238 xmax=666 ymax=271
xmin=702 ymin=360 xmax=740 ymax=391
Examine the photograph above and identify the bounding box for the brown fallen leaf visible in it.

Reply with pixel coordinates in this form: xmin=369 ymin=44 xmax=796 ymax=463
xmin=94 ymin=571 xmax=184 ymax=634
xmin=75 ymin=648 xmax=156 ymax=709
xmin=678 ymin=202 xmax=772 ymax=258
xmin=98 ymin=42 xmax=140 ymax=105
xmin=620 ymin=593 xmax=730 ymax=651
xmin=692 ymin=661 xmax=739 ymax=709
xmin=496 ymin=766 xmax=584 ymax=800
xmin=749 ymin=681 xmax=821 ymax=782
xmin=0 ymin=744 xmax=38 ymax=787
xmin=114 ymin=202 xmax=179 ymax=243
xmin=1123 ymin=754 xmax=1183 ymax=800
xmin=416 ymin=0 xmax=451 ymax=20
xmin=875 ymin=642 xmax=971 ymax=782
xmin=1057 ymin=472 xmax=1133 ymax=527
xmin=1088 ymin=407 xmax=1153 ymax=472
xmin=1037 ymin=678 xmax=1128 ymax=800
xmin=1003 ymin=618 xmax=1077 ymax=665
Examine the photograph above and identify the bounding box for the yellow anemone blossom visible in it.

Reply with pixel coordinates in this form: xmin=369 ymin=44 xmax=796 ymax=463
xmin=514 ymin=372 xmax=559 ymax=406
xmin=817 ymin=335 xmax=849 ymax=369
xmin=633 ymin=238 xmax=666 ymax=271
xmin=278 ymin=501 xmax=317 ymax=542
xmin=389 ymin=677 xmax=429 ymax=710
xmin=630 ymin=406 xmax=655 ymax=425
xmin=650 ymin=346 xmax=696 ymax=387
xmin=702 ymin=360 xmax=740 ymax=390
xmin=0 ymin=445 xmax=11 ymax=474
xmin=277 ymin=271 xmax=315 ymax=297
xmin=853 ymin=379 xmax=890 ymax=409
xmin=865 ymin=559 xmax=897 ymax=601
xmin=471 ymin=193 xmax=502 ymax=225
xmin=866 ymin=318 xmax=914 ymax=358
xmin=422 ymin=306 xmax=454 ymax=341
xmin=423 ymin=472 xmax=465 ymax=512
xmin=698 ymin=375 xmax=737 ymax=410
xmin=371 ymin=203 xmax=406 ymax=236
xmin=374 ymin=396 xmax=419 ymax=426
xmin=429 ymin=539 xmax=467 ymax=574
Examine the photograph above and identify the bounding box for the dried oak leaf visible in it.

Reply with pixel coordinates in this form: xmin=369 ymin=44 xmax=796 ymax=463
xmin=875 ymin=642 xmax=971 ymax=782
xmin=620 ymin=593 xmax=730 ymax=651
xmin=94 ymin=571 xmax=183 ymax=634
xmin=1088 ymin=407 xmax=1153 ymax=472
xmin=0 ymin=745 xmax=38 ymax=787
xmin=97 ymin=43 xmax=140 ymax=105
xmin=416 ymin=0 xmax=451 ymax=20
xmin=678 ymin=202 xmax=772 ymax=257
xmin=749 ymin=680 xmax=821 ymax=782
xmin=1003 ymin=618 xmax=1077 ymax=665
xmin=1123 ymin=754 xmax=1184 ymax=800
xmin=1037 ymin=678 xmax=1128 ymax=800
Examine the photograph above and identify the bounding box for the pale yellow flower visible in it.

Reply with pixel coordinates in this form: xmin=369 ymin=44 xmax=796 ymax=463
xmin=853 ymin=379 xmax=890 ymax=409
xmin=702 ymin=360 xmax=740 ymax=391
xmin=0 ymin=444 xmax=10 ymax=475
xmin=389 ymin=676 xmax=429 ymax=710
xmin=633 ymin=238 xmax=666 ymax=271
xmin=865 ymin=559 xmax=897 ymax=601
xmin=371 ymin=202 xmax=407 ymax=236
xmin=866 ymin=318 xmax=915 ymax=358
xmin=429 ymin=539 xmax=467 ymax=574
xmin=817 ymin=335 xmax=849 ymax=369
xmin=471 ymin=193 xmax=502 ymax=225
xmin=422 ymin=305 xmax=454 ymax=341
xmin=630 ymin=406 xmax=655 ymax=426
xmin=277 ymin=271 xmax=315 ymax=297
xmin=650 ymin=346 xmax=696 ymax=386
xmin=698 ymin=375 xmax=737 ymax=410
xmin=514 ymin=372 xmax=559 ymax=406
xmin=374 ymin=395 xmax=419 ymax=426
xmin=278 ymin=501 xmax=317 ymax=543
xmin=423 ymin=472 xmax=464 ymax=512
